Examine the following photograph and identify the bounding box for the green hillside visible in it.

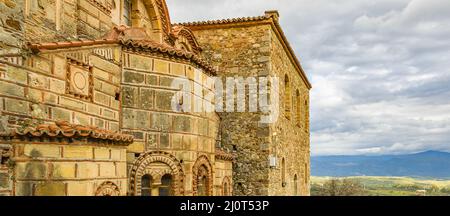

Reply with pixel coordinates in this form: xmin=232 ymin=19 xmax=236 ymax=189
xmin=311 ymin=176 xmax=450 ymax=196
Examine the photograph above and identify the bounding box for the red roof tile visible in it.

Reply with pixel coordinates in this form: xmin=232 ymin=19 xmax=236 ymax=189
xmin=0 ymin=121 xmax=134 ymax=144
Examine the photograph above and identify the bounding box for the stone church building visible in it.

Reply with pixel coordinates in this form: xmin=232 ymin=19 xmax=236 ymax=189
xmin=0 ymin=0 xmax=311 ymax=196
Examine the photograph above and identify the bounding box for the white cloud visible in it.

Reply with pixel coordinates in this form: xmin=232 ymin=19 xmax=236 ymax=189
xmin=168 ymin=0 xmax=450 ymax=156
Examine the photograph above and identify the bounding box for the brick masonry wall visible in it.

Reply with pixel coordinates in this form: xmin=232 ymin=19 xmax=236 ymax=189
xmin=120 ymin=51 xmax=223 ymax=195
xmin=8 ymin=139 xmax=127 ymax=196
xmin=0 ymin=45 xmax=122 ymax=132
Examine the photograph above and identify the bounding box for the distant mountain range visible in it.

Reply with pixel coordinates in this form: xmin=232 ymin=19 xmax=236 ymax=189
xmin=311 ymin=151 xmax=450 ymax=178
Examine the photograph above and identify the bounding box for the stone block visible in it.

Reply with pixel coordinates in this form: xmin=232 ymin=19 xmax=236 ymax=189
xmin=0 ymin=80 xmax=25 ymax=97
xmin=129 ymin=54 xmax=152 ymax=71
xmin=28 ymin=73 xmax=50 ymax=89
xmin=33 ymin=58 xmax=51 ymax=74
xmin=5 ymin=98 xmax=29 ymax=114
xmin=43 ymin=92 xmax=58 ymax=104
xmin=109 ymin=122 xmax=119 ymax=131
xmin=153 ymin=59 xmax=169 ymax=73
xmin=122 ymin=86 xmax=138 ymax=108
xmin=146 ymin=75 xmax=157 ymax=85
xmin=110 ymin=149 xmax=121 ymax=161
xmin=67 ymin=181 xmax=93 ymax=196
xmin=90 ymin=55 xmax=120 ymax=74
xmin=24 ymin=144 xmax=61 ymax=158
xmin=146 ymin=133 xmax=157 ymax=149
xmin=171 ymin=63 xmax=185 ymax=76
xmin=77 ymin=162 xmax=99 ymax=179
xmin=123 ymin=71 xmax=145 ymax=84
xmin=64 ymin=146 xmax=93 ymax=159
xmin=139 ymin=88 xmax=154 ymax=109
xmin=74 ymin=112 xmax=90 ymax=125
xmin=99 ymin=162 xmax=115 ymax=177
xmin=94 ymin=148 xmax=110 ymax=160
xmin=93 ymin=68 xmax=110 ymax=81
xmin=60 ymin=97 xmax=85 ymax=111
xmin=150 ymin=113 xmax=171 ymax=131
xmin=122 ymin=109 xmax=150 ymax=129
xmin=155 ymin=90 xmax=174 ymax=110
xmin=88 ymin=104 xmax=101 ymax=115
xmin=15 ymin=182 xmax=33 ymax=196
xmin=34 ymin=182 xmax=66 ymax=196
xmin=94 ymin=91 xmax=110 ymax=106
xmin=160 ymin=133 xmax=170 ymax=148
xmin=127 ymin=142 xmax=145 ymax=153
xmin=6 ymin=66 xmax=28 ymax=84
xmin=172 ymin=134 xmax=182 ymax=149
xmin=52 ymin=55 xmax=67 ymax=78
xmin=15 ymin=162 xmax=47 ymax=179
xmin=49 ymin=78 xmax=66 ymax=94
xmin=173 ymin=116 xmax=191 ymax=133
xmin=103 ymin=108 xmax=116 ymax=120
xmin=160 ymin=77 xmax=174 ymax=87
xmin=116 ymin=162 xmax=127 ymax=178
xmin=50 ymin=107 xmax=71 ymax=122
xmin=52 ymin=162 xmax=76 ymax=179
xmin=94 ymin=118 xmax=105 ymax=129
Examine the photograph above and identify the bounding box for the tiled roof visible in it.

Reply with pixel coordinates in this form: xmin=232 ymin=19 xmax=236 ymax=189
xmin=215 ymin=148 xmax=234 ymax=161
xmin=174 ymin=15 xmax=271 ymax=27
xmin=28 ymin=26 xmax=217 ymax=75
xmin=0 ymin=121 xmax=134 ymax=144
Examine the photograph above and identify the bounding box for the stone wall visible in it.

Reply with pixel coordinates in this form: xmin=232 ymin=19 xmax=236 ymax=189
xmin=191 ymin=24 xmax=273 ymax=195
xmin=0 ymin=143 xmax=12 ymax=196
xmin=2 ymin=137 xmax=128 ymax=196
xmin=120 ymin=50 xmax=222 ymax=196
xmin=268 ymin=28 xmax=310 ymax=196
xmin=189 ymin=19 xmax=310 ymax=196
xmin=0 ymin=45 xmax=122 ymax=132
xmin=0 ymin=0 xmax=24 ymax=52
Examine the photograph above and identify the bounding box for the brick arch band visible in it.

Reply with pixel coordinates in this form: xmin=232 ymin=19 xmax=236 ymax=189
xmin=129 ymin=151 xmax=185 ymax=196
xmin=192 ymin=155 xmax=213 ymax=196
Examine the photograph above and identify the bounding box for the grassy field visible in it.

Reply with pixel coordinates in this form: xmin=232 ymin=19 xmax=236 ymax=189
xmin=311 ymin=176 xmax=450 ymax=196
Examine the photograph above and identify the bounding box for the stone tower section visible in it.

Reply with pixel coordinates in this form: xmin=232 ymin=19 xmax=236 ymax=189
xmin=180 ymin=11 xmax=312 ymax=196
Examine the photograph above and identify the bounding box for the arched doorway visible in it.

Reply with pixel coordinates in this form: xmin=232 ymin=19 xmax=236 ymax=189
xmin=129 ymin=151 xmax=184 ymax=196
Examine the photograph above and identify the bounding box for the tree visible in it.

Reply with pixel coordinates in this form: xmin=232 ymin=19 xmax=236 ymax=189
xmin=314 ymin=178 xmax=366 ymax=196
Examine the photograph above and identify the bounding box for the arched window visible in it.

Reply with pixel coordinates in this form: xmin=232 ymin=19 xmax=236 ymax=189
xmin=123 ymin=0 xmax=132 ymax=26
xmin=296 ymin=90 xmax=301 ymax=126
xmin=281 ymin=158 xmax=286 ymax=187
xmin=294 ymin=174 xmax=298 ymax=195
xmin=159 ymin=174 xmax=173 ymax=196
xmin=223 ymin=182 xmax=229 ymax=196
xmin=196 ymin=165 xmax=210 ymax=196
xmin=141 ymin=174 xmax=152 ymax=196
xmin=222 ymin=177 xmax=231 ymax=196
xmin=198 ymin=176 xmax=208 ymax=196
xmin=284 ymin=75 xmax=291 ymax=120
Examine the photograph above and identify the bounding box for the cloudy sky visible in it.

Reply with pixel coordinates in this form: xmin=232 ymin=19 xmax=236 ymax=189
xmin=167 ymin=0 xmax=450 ymax=156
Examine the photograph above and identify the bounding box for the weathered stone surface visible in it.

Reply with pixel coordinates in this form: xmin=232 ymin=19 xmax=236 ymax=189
xmin=139 ymin=88 xmax=154 ymax=109
xmin=35 ymin=182 xmax=66 ymax=196
xmin=64 ymin=146 xmax=93 ymax=159
xmin=0 ymin=80 xmax=24 ymax=97
xmin=122 ymin=86 xmax=138 ymax=108
xmin=52 ymin=163 xmax=76 ymax=178
xmin=123 ymin=71 xmax=145 ymax=84
xmin=155 ymin=90 xmax=174 ymax=110
xmin=24 ymin=145 xmax=61 ymax=159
